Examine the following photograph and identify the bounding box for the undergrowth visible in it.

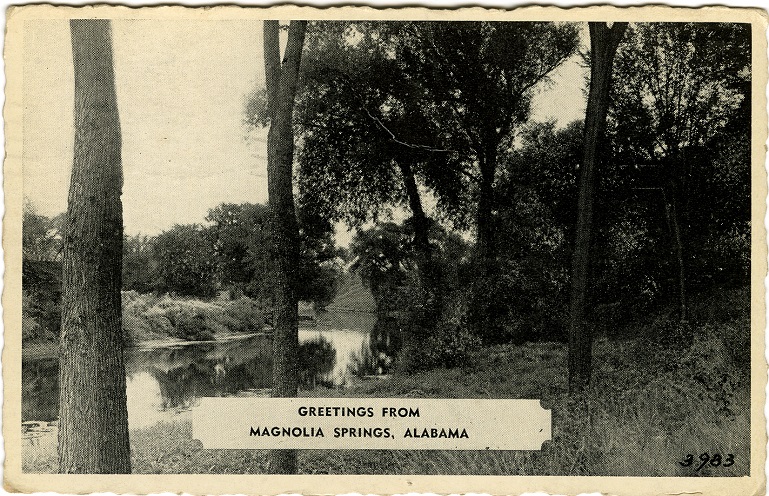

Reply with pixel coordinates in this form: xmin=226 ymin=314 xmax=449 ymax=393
xmin=23 ymin=289 xmax=750 ymax=475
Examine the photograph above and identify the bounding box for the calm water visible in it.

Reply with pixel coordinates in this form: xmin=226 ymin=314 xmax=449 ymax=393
xmin=22 ymin=312 xmax=402 ymax=429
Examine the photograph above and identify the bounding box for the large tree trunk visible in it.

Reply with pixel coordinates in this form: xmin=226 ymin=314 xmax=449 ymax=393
xmin=263 ymin=19 xmax=307 ymax=475
xmin=58 ymin=19 xmax=131 ymax=474
xmin=568 ymin=22 xmax=627 ymax=394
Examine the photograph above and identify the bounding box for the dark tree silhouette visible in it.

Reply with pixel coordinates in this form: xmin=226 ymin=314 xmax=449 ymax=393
xmin=609 ymin=22 xmax=751 ymax=322
xmin=58 ymin=19 xmax=131 ymax=473
xmin=568 ymin=22 xmax=627 ymax=393
xmin=294 ymin=21 xmax=579 ymax=344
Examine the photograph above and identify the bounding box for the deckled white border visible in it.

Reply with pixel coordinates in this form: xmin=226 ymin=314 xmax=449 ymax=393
xmin=2 ymin=2 xmax=767 ymax=496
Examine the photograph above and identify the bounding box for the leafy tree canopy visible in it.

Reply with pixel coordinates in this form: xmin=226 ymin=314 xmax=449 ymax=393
xmin=152 ymin=224 xmax=218 ymax=297
xmin=265 ymin=21 xmax=581 ymax=231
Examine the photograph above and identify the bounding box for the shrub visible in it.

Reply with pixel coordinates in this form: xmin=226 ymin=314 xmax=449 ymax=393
xmin=619 ymin=315 xmax=745 ymax=422
xmin=299 ymin=338 xmax=336 ymax=388
xmin=398 ymin=303 xmax=480 ymax=372
xmin=120 ymin=292 xmax=265 ymax=344
xmin=22 ymin=291 xmax=42 ymax=341
xmin=679 ymin=326 xmax=741 ymax=415
xmin=173 ymin=308 xmax=214 ymax=341
xmin=219 ymin=298 xmax=265 ymax=334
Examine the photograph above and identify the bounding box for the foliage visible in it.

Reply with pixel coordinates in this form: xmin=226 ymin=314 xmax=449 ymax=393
xmin=298 ymin=338 xmax=336 ymax=388
xmin=23 ymin=199 xmax=63 ymax=262
xmin=610 ymin=23 xmax=749 ymax=167
xmin=123 ymin=234 xmax=156 ymax=294
xmin=605 ymin=22 xmax=751 ymax=304
xmin=22 ymin=291 xmax=43 ymax=341
xmin=21 ymin=260 xmax=62 ymax=343
xmin=121 ymin=291 xmax=265 ymax=343
xmin=348 ymin=220 xmax=479 ymax=370
xmin=349 ymin=222 xmax=413 ymax=314
xmin=392 ymin=21 xmax=580 ymax=216
xmin=348 ymin=316 xmax=401 ymax=377
xmin=462 ymin=121 xmax=581 ymax=344
xmin=294 ymin=21 xmax=408 ymax=227
xmin=398 ymin=299 xmax=481 ymax=372
xmin=294 ymin=21 xmax=580 ymax=231
xmin=294 ymin=207 xmax=343 ymax=309
xmin=152 ymin=224 xmax=218 ymax=297
xmin=206 ymin=203 xmax=273 ymax=298
xmin=217 ymin=297 xmax=267 ymax=334
xmin=206 ymin=202 xmax=341 ymax=308
xmin=349 ymin=221 xmax=470 ymax=311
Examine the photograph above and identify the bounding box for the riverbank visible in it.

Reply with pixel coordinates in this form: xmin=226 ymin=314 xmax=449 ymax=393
xmin=23 ymin=326 xmax=750 ymax=475
xmin=134 ymin=331 xmax=269 ymax=350
xmin=22 ymin=331 xmax=269 ymax=360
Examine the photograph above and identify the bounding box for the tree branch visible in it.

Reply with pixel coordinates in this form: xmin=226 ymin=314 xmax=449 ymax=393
xmin=359 ymin=106 xmax=456 ymax=154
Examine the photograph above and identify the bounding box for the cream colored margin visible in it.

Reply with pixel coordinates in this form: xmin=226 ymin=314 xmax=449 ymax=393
xmin=3 ymin=4 xmax=767 ymax=495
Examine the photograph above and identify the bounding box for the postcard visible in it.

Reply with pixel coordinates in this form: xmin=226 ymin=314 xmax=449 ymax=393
xmin=3 ymin=4 xmax=767 ymax=495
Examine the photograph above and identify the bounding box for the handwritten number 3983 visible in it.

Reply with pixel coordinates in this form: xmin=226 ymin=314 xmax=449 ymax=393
xmin=680 ymin=453 xmax=735 ymax=471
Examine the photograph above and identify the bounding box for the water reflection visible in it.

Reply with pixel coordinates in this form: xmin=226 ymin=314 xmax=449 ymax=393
xmin=22 ymin=312 xmax=401 ymax=428
xmin=298 ymin=338 xmax=336 ymax=388
xmin=348 ymin=316 xmax=403 ymax=376
xmin=22 ymin=359 xmax=59 ymax=423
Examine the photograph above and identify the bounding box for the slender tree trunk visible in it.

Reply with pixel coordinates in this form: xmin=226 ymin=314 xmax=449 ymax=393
xmin=398 ymin=161 xmax=441 ymax=346
xmin=476 ymin=148 xmax=498 ymax=269
xmin=399 ymin=163 xmax=441 ymax=295
xmin=662 ymin=180 xmax=688 ymax=322
xmin=263 ymin=19 xmax=307 ymax=475
xmin=58 ymin=19 xmax=131 ymax=474
xmin=568 ymin=22 xmax=627 ymax=394
xmin=469 ymin=145 xmax=501 ymax=343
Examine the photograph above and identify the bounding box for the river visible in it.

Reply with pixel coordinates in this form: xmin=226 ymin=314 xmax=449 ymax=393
xmin=22 ymin=312 xmax=402 ymax=430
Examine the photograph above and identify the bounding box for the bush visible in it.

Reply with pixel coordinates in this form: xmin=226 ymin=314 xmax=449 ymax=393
xmin=299 ymin=338 xmax=336 ymax=388
xmin=22 ymin=260 xmax=63 ymax=344
xmin=398 ymin=303 xmax=480 ymax=372
xmin=620 ymin=315 xmax=745 ymax=421
xmin=172 ymin=308 xmax=214 ymax=341
xmin=22 ymin=291 xmax=43 ymax=341
xmin=218 ymin=298 xmax=265 ymax=334
xmin=463 ymin=262 xmax=569 ymax=346
xmin=121 ymin=292 xmax=265 ymax=344
xmin=679 ymin=326 xmax=741 ymax=415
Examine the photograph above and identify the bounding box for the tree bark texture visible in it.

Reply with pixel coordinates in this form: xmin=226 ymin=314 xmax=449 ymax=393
xmin=263 ymin=19 xmax=307 ymax=475
xmin=58 ymin=19 xmax=131 ymax=474
xmin=568 ymin=22 xmax=627 ymax=394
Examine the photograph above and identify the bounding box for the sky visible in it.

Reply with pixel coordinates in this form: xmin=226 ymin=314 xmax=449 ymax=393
xmin=22 ymin=20 xmax=588 ymax=242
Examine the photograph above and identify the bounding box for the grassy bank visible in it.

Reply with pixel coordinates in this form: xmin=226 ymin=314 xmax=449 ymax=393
xmin=23 ymin=319 xmax=750 ymax=475
xmin=23 ymin=291 xmax=268 ymax=359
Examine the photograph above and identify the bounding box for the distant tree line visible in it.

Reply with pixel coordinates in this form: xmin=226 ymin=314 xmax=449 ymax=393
xmin=23 ymin=200 xmax=341 ymax=308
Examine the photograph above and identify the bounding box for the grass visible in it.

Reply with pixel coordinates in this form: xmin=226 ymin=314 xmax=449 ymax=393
xmin=23 ymin=334 xmax=750 ymax=476
xmin=22 ymin=288 xmax=751 ymax=475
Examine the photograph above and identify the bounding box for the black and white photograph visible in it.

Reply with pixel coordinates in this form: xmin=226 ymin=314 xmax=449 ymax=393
xmin=4 ymin=4 xmax=766 ymax=495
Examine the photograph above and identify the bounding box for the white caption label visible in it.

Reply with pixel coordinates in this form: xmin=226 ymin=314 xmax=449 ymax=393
xmin=193 ymin=398 xmax=551 ymax=450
